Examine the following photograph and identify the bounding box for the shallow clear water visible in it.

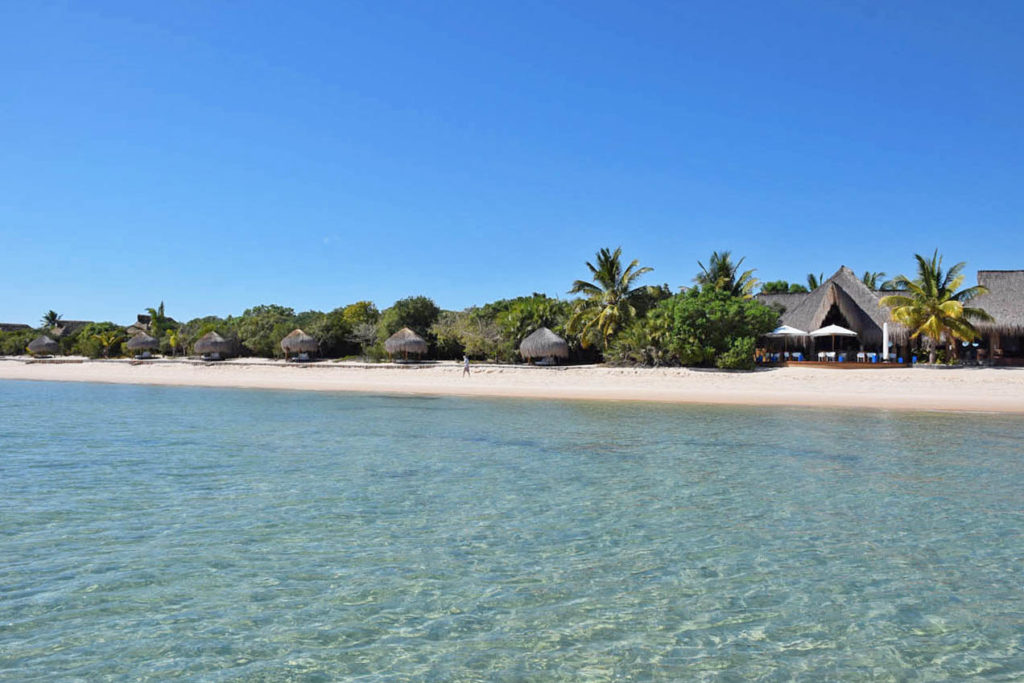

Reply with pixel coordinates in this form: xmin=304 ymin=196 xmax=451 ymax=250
xmin=1 ymin=380 xmax=1022 ymax=680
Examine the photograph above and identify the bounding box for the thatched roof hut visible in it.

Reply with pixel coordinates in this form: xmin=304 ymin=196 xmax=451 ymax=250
xmin=194 ymin=331 xmax=234 ymax=358
xmin=519 ymin=327 xmax=569 ymax=361
xmin=27 ymin=335 xmax=60 ymax=356
xmin=126 ymin=333 xmax=159 ymax=352
xmin=756 ymin=266 xmax=907 ymax=346
xmin=280 ymin=329 xmax=318 ymax=356
xmin=50 ymin=320 xmax=92 ymax=338
xmin=384 ymin=327 xmax=428 ymax=358
xmin=974 ymin=270 xmax=1024 ymax=336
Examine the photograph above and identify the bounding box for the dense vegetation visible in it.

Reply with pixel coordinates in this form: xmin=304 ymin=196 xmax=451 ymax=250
xmin=2 ymin=249 xmax=988 ymax=368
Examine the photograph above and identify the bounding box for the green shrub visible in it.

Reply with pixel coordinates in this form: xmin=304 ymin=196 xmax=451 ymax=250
xmin=716 ymin=336 xmax=757 ymax=370
xmin=0 ymin=329 xmax=36 ymax=356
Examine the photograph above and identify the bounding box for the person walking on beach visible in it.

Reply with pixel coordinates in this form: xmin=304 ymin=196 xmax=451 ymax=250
xmin=463 ymin=355 xmax=470 ymax=377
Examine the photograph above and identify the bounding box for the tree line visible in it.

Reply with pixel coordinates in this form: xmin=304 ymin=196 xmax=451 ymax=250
xmin=1 ymin=249 xmax=990 ymax=367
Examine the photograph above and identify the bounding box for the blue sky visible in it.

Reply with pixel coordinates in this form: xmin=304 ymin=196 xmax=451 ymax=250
xmin=2 ymin=1 xmax=1022 ymax=325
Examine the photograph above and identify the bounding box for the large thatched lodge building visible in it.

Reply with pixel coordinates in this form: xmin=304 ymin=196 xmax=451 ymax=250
xmin=756 ymin=267 xmax=1024 ymax=364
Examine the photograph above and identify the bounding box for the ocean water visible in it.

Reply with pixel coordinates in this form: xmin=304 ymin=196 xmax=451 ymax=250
xmin=1 ymin=380 xmax=1022 ymax=681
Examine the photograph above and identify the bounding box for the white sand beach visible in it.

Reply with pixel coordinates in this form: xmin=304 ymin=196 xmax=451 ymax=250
xmin=2 ymin=358 xmax=1023 ymax=414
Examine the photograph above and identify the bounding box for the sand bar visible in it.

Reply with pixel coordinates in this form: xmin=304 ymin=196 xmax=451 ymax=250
xmin=3 ymin=357 xmax=1024 ymax=415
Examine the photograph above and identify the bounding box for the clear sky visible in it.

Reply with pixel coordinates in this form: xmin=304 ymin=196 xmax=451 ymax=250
xmin=2 ymin=1 xmax=1022 ymax=325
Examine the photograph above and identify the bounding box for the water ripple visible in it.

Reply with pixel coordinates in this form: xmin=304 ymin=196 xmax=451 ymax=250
xmin=1 ymin=380 xmax=1022 ymax=680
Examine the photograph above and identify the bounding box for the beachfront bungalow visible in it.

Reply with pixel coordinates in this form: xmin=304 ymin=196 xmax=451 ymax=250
xmin=384 ymin=327 xmax=428 ymax=360
xmin=280 ymin=329 xmax=318 ymax=361
xmin=757 ymin=266 xmax=1024 ymax=365
xmin=50 ymin=320 xmax=92 ymax=339
xmin=126 ymin=313 xmax=178 ymax=337
xmin=27 ymin=335 xmax=60 ymax=357
xmin=519 ymin=327 xmax=569 ymax=364
xmin=756 ymin=266 xmax=908 ymax=362
xmin=126 ymin=332 xmax=159 ymax=358
xmin=973 ymin=270 xmax=1024 ymax=365
xmin=194 ymin=332 xmax=234 ymax=361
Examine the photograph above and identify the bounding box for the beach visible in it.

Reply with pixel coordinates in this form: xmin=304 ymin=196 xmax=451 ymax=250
xmin=2 ymin=357 xmax=1023 ymax=414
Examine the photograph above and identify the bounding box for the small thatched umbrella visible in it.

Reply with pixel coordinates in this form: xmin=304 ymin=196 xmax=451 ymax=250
xmin=126 ymin=332 xmax=159 ymax=355
xmin=194 ymin=331 xmax=233 ymax=360
xmin=27 ymin=335 xmax=60 ymax=357
xmin=280 ymin=329 xmax=318 ymax=360
xmin=384 ymin=327 xmax=428 ymax=360
xmin=519 ymin=327 xmax=569 ymax=363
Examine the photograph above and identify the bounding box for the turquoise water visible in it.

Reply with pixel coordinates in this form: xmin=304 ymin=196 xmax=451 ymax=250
xmin=1 ymin=381 xmax=1022 ymax=680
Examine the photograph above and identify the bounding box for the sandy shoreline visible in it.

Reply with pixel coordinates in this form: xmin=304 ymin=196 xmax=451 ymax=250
xmin=2 ymin=357 xmax=1024 ymax=415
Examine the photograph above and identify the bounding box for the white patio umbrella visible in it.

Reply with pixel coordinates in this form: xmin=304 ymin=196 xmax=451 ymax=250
xmin=766 ymin=325 xmax=809 ymax=357
xmin=809 ymin=324 xmax=858 ymax=352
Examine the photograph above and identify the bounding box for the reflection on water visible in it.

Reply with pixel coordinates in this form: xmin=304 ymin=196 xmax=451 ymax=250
xmin=1 ymin=380 xmax=1022 ymax=679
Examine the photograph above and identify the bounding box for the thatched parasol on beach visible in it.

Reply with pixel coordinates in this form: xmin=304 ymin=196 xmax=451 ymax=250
xmin=384 ymin=327 xmax=428 ymax=360
xmin=27 ymin=335 xmax=60 ymax=356
xmin=126 ymin=332 xmax=159 ymax=352
xmin=280 ymin=329 xmax=318 ymax=358
xmin=194 ymin=331 xmax=234 ymax=359
xmin=518 ymin=327 xmax=569 ymax=362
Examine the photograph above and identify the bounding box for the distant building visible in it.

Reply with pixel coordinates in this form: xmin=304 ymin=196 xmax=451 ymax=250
xmin=126 ymin=313 xmax=176 ymax=337
xmin=756 ymin=266 xmax=1024 ymax=364
xmin=0 ymin=323 xmax=31 ymax=332
xmin=974 ymin=270 xmax=1024 ymax=364
xmin=50 ymin=321 xmax=92 ymax=338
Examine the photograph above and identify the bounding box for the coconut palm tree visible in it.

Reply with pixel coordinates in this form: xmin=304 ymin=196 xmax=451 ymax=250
xmin=880 ymin=250 xmax=992 ymax=364
xmin=93 ymin=331 xmax=123 ymax=359
xmin=861 ymin=271 xmax=886 ymax=290
xmin=567 ymin=247 xmax=654 ymax=350
xmin=806 ymin=272 xmax=824 ymax=290
xmin=168 ymin=329 xmax=180 ymax=357
xmin=41 ymin=310 xmax=63 ymax=329
xmin=146 ymin=301 xmax=169 ymax=338
xmin=695 ymin=251 xmax=758 ymax=297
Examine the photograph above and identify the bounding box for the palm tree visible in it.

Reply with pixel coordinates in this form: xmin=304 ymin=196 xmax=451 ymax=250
xmin=567 ymin=247 xmax=654 ymax=350
xmin=807 ymin=272 xmax=824 ymax=290
xmin=93 ymin=331 xmax=123 ymax=359
xmin=880 ymin=250 xmax=992 ymax=364
xmin=695 ymin=251 xmax=758 ymax=297
xmin=41 ymin=310 xmax=63 ymax=329
xmin=146 ymin=301 xmax=169 ymax=338
xmin=861 ymin=271 xmax=886 ymax=290
xmin=168 ymin=329 xmax=180 ymax=357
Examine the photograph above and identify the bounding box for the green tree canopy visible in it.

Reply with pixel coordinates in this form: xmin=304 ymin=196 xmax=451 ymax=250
xmin=378 ymin=296 xmax=441 ymax=344
xmin=695 ymin=251 xmax=758 ymax=297
xmin=760 ymin=280 xmax=791 ymax=294
xmin=70 ymin=322 xmax=123 ymax=358
xmin=660 ymin=288 xmax=779 ymax=369
xmin=236 ymin=304 xmax=297 ymax=357
xmin=341 ymin=301 xmax=380 ymax=328
xmin=567 ymin=247 xmax=654 ymax=350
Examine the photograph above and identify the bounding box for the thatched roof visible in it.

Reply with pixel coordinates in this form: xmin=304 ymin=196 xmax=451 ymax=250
xmin=384 ymin=327 xmax=428 ymax=355
xmin=27 ymin=335 xmax=60 ymax=355
xmin=974 ymin=271 xmax=1024 ymax=335
xmin=756 ymin=292 xmax=809 ymax=315
xmin=766 ymin=266 xmax=907 ymax=345
xmin=0 ymin=323 xmax=30 ymax=332
xmin=194 ymin=331 xmax=234 ymax=356
xmin=51 ymin=321 xmax=92 ymax=338
xmin=519 ymin=327 xmax=569 ymax=359
xmin=126 ymin=332 xmax=159 ymax=351
xmin=280 ymin=328 xmax=319 ymax=354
